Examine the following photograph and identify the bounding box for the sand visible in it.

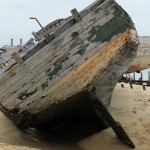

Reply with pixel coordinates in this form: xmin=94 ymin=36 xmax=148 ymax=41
xmin=0 ymin=83 xmax=150 ymax=149
xmin=0 ymin=144 xmax=39 ymax=150
xmin=78 ymin=83 xmax=150 ymax=150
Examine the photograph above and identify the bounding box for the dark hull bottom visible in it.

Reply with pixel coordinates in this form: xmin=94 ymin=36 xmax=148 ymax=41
xmin=0 ymin=90 xmax=109 ymax=130
xmin=0 ymin=94 xmax=108 ymax=144
xmin=0 ymin=89 xmax=135 ymax=148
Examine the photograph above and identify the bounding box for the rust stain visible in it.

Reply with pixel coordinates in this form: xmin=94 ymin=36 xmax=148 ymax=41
xmin=128 ymin=65 xmax=144 ymax=72
xmin=63 ymin=31 xmax=127 ymax=86
xmin=47 ymin=55 xmax=58 ymax=64
xmin=6 ymin=65 xmax=17 ymax=75
xmin=72 ymin=34 xmax=127 ymax=83
xmin=89 ymin=18 xmax=97 ymax=23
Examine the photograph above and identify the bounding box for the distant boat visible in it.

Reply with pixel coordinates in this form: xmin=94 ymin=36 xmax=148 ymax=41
xmin=0 ymin=38 xmax=35 ymax=74
xmin=0 ymin=0 xmax=139 ymax=128
xmin=128 ymin=36 xmax=150 ymax=72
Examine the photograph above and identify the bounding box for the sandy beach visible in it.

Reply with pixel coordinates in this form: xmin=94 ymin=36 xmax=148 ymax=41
xmin=0 ymin=83 xmax=150 ymax=150
xmin=78 ymin=83 xmax=150 ymax=150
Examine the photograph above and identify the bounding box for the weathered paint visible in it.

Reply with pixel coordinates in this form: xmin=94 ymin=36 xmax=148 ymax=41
xmin=18 ymin=30 xmax=137 ymax=113
xmin=46 ymin=64 xmax=62 ymax=80
xmin=18 ymin=63 xmax=62 ymax=99
xmin=5 ymin=64 xmax=17 ymax=76
xmin=75 ymin=39 xmax=88 ymax=55
xmin=88 ymin=5 xmax=132 ymax=43
xmin=35 ymin=0 xmax=106 ymax=41
xmin=41 ymin=81 xmax=48 ymax=90
xmin=18 ymin=88 xmax=38 ymax=100
xmin=0 ymin=0 xmax=115 ymax=97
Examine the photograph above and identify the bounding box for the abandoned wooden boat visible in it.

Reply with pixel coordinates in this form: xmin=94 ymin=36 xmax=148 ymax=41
xmin=0 ymin=0 xmax=139 ymax=129
xmin=128 ymin=36 xmax=150 ymax=72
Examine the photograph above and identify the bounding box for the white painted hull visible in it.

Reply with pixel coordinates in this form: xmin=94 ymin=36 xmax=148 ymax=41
xmin=129 ymin=36 xmax=150 ymax=72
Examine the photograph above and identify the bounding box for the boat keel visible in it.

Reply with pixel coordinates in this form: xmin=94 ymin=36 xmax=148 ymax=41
xmin=88 ymin=88 xmax=135 ymax=149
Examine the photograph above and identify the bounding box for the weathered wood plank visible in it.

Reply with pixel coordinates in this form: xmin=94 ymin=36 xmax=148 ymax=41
xmin=36 ymin=0 xmax=105 ymax=40
xmin=1 ymin=12 xmax=124 ymax=110
xmin=0 ymin=0 xmax=139 ymax=131
xmin=1 ymin=13 xmax=135 ymax=111
xmin=16 ymin=31 xmax=129 ymax=113
xmin=1 ymin=10 xmax=115 ymax=105
xmin=0 ymin=3 xmax=115 ymax=100
xmin=0 ymin=1 xmax=114 ymax=96
xmin=2 ymin=32 xmax=124 ymax=110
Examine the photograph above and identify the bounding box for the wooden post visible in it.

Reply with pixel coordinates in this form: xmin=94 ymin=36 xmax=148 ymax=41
xmin=148 ymin=70 xmax=150 ymax=86
xmin=125 ymin=74 xmax=128 ymax=83
xmin=133 ymin=72 xmax=135 ymax=83
xmin=12 ymin=52 xmax=23 ymax=64
xmin=11 ymin=39 xmax=13 ymax=46
xmin=71 ymin=8 xmax=81 ymax=21
xmin=129 ymin=74 xmax=133 ymax=89
xmin=140 ymin=72 xmax=143 ymax=85
xmin=148 ymin=70 xmax=150 ymax=82
xmin=30 ymin=17 xmax=52 ymax=43
xmin=88 ymin=89 xmax=135 ymax=149
xmin=143 ymin=85 xmax=146 ymax=90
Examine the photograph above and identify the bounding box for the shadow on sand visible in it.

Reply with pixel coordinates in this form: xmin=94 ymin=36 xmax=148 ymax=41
xmin=18 ymin=118 xmax=106 ymax=150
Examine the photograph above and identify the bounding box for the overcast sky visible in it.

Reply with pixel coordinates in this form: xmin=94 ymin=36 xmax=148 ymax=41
xmin=0 ymin=0 xmax=149 ymax=47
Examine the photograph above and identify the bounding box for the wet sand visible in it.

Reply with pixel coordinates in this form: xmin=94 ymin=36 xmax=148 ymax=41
xmin=0 ymin=83 xmax=150 ymax=150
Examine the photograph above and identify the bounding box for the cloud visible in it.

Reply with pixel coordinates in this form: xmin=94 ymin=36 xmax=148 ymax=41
xmin=0 ymin=0 xmax=149 ymax=46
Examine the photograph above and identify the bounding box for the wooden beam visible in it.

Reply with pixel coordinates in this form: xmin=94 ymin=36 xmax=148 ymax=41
xmin=88 ymin=89 xmax=135 ymax=149
xmin=71 ymin=8 xmax=81 ymax=21
xmin=12 ymin=52 xmax=23 ymax=64
xmin=129 ymin=74 xmax=133 ymax=89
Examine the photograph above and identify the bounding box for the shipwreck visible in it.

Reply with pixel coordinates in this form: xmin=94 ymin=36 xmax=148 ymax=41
xmin=0 ymin=0 xmax=139 ymax=148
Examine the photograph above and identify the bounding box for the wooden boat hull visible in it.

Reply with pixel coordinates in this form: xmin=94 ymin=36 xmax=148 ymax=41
xmin=0 ymin=0 xmax=139 ymax=128
xmin=128 ymin=36 xmax=150 ymax=72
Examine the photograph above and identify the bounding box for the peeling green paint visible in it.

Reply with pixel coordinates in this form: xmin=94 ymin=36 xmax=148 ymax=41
xmin=18 ymin=88 xmax=38 ymax=100
xmin=41 ymin=81 xmax=48 ymax=90
xmin=75 ymin=41 xmax=89 ymax=56
xmin=88 ymin=4 xmax=133 ymax=43
xmin=18 ymin=62 xmax=63 ymax=100
xmin=76 ymin=48 xmax=86 ymax=55
xmin=46 ymin=64 xmax=62 ymax=80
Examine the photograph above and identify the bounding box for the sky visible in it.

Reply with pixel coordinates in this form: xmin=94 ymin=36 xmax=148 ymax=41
xmin=0 ymin=0 xmax=150 ymax=47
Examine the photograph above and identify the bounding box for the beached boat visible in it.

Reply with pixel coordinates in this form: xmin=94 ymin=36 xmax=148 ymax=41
xmin=0 ymin=0 xmax=139 ymax=129
xmin=128 ymin=36 xmax=150 ymax=72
